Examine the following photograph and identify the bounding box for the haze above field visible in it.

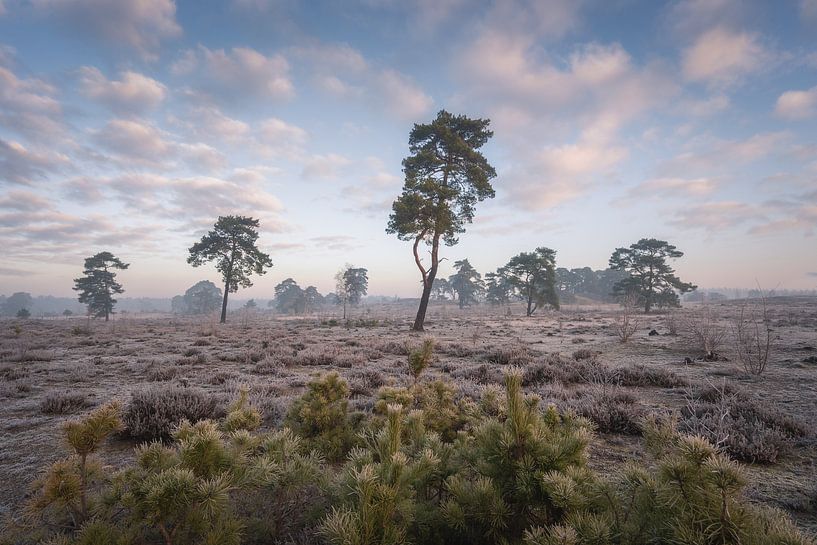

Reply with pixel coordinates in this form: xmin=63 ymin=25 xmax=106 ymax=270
xmin=1 ymin=0 xmax=816 ymax=298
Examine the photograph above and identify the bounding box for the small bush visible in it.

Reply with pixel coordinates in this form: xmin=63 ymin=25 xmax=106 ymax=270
xmin=40 ymin=392 xmax=93 ymax=414
xmin=285 ymin=372 xmax=355 ymax=461
xmin=570 ymin=388 xmax=643 ymax=434
xmin=483 ymin=344 xmax=534 ymax=366
xmin=123 ymin=386 xmax=220 ymax=440
xmin=408 ymin=338 xmax=434 ymax=383
xmin=681 ymin=382 xmax=810 ymax=463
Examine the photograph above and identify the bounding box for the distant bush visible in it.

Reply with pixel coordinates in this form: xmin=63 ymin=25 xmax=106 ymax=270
xmin=123 ymin=386 xmax=220 ymax=440
xmin=570 ymin=387 xmax=644 ymax=434
xmin=40 ymin=392 xmax=93 ymax=414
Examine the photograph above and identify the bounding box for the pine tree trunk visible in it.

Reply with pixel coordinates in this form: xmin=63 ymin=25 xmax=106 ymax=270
xmin=412 ymin=233 xmax=439 ymax=332
xmin=220 ymin=278 xmax=230 ymax=323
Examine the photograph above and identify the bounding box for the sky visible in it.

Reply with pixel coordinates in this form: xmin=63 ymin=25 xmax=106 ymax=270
xmin=1 ymin=0 xmax=816 ymax=299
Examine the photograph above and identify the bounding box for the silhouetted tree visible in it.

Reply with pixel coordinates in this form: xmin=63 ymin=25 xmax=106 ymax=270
xmin=187 ymin=216 xmax=273 ymax=323
xmin=303 ymin=286 xmax=324 ymax=313
xmin=2 ymin=292 xmax=33 ymax=317
xmin=72 ymin=252 xmax=129 ymax=321
xmin=609 ymin=238 xmax=696 ymax=313
xmin=449 ymin=259 xmax=483 ymax=308
xmin=387 ymin=110 xmax=497 ymax=331
xmin=274 ymin=278 xmax=305 ymax=314
xmin=244 ymin=298 xmax=257 ymax=309
xmin=505 ymin=247 xmax=560 ymax=316
xmin=172 ymin=280 xmax=223 ymax=315
xmin=16 ymin=308 xmax=30 ymax=319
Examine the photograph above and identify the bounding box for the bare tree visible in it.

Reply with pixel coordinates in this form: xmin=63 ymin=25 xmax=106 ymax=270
xmin=733 ymin=290 xmax=772 ymax=376
xmin=614 ymin=293 xmax=639 ymax=343
xmin=682 ymin=305 xmax=727 ymax=358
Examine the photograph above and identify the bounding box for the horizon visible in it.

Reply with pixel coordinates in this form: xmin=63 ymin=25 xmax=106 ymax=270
xmin=2 ymin=0 xmax=817 ymax=299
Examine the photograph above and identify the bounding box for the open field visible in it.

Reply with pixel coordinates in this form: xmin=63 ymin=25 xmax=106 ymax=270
xmin=1 ymin=297 xmax=816 ymax=537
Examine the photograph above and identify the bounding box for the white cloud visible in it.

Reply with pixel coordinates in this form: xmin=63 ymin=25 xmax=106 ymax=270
xmin=505 ymin=138 xmax=627 ymax=210
xmin=625 ymin=177 xmax=717 ymax=201
xmin=682 ymin=26 xmax=767 ymax=85
xmin=775 ymin=86 xmax=817 ymax=119
xmin=31 ymin=0 xmax=181 ymax=60
xmin=669 ymin=201 xmax=762 ymax=231
xmin=78 ymin=66 xmax=166 ymax=114
xmin=176 ymin=46 xmax=294 ymax=102
xmin=0 ymin=53 xmax=65 ymax=140
xmin=0 ymin=137 xmax=68 ymax=185
xmin=301 ymin=153 xmax=352 ymax=180
xmin=93 ymin=118 xmax=173 ymax=162
xmin=257 ymin=117 xmax=309 ymax=159
xmin=376 ymin=69 xmax=434 ymax=120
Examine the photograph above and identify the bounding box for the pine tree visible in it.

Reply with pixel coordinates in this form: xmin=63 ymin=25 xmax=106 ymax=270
xmin=73 ymin=252 xmax=129 ymax=321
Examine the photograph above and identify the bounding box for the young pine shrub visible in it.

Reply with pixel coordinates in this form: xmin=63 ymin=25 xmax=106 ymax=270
xmin=29 ymin=403 xmax=122 ymax=529
xmin=584 ymin=416 xmax=816 ymax=545
xmin=442 ymin=369 xmax=599 ymax=545
xmin=285 ymin=372 xmax=356 ymax=462
xmin=113 ymin=418 xmax=272 ymax=545
xmin=408 ymin=338 xmax=435 ymax=384
xmin=223 ymin=388 xmax=262 ymax=432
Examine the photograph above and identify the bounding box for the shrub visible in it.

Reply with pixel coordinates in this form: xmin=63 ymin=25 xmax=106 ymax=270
xmin=680 ymin=382 xmax=810 ymax=463
xmin=285 ymin=372 xmax=355 ymax=461
xmin=483 ymin=344 xmax=534 ymax=366
xmin=223 ymin=389 xmax=262 ymax=432
xmin=682 ymin=306 xmax=727 ymax=356
xmin=123 ymin=386 xmax=220 ymax=441
xmin=569 ymin=388 xmax=643 ymax=435
xmin=408 ymin=338 xmax=435 ymax=384
xmin=40 ymin=392 xmax=93 ymax=414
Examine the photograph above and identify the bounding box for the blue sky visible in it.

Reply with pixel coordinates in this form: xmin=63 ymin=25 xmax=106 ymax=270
xmin=1 ymin=0 xmax=816 ymax=298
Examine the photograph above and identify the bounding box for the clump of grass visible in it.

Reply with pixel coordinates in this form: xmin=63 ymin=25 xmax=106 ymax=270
xmin=123 ymin=386 xmax=221 ymax=440
xmin=40 ymin=392 xmax=93 ymax=414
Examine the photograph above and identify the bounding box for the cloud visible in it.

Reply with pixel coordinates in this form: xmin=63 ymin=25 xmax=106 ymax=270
xmin=625 ymin=177 xmax=717 ymax=201
xmin=257 ymin=117 xmax=309 ymax=159
xmin=775 ymin=86 xmax=817 ymax=119
xmin=301 ymin=153 xmax=352 ymax=180
xmin=505 ymin=138 xmax=628 ymax=210
xmin=0 ymin=137 xmax=68 ymax=185
xmin=31 ymin=0 xmax=181 ymax=60
xmin=669 ymin=201 xmax=763 ymax=231
xmin=801 ymin=0 xmax=817 ymax=23
xmin=682 ymin=26 xmax=767 ymax=85
xmin=78 ymin=67 xmax=166 ymax=114
xmin=375 ymin=69 xmax=434 ymax=120
xmin=0 ymin=52 xmax=65 ymax=141
xmin=93 ymin=118 xmax=173 ymax=163
xmin=657 ymin=132 xmax=789 ymax=177
xmin=173 ymin=46 xmax=294 ymax=102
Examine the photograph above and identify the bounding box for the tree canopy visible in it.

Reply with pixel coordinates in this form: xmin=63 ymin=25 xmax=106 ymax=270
xmin=72 ymin=251 xmax=129 ymax=321
xmin=274 ymin=278 xmax=306 ymax=314
xmin=171 ymin=280 xmax=223 ymax=315
xmin=449 ymin=258 xmax=483 ymax=308
xmin=609 ymin=238 xmax=696 ymax=312
xmin=187 ymin=216 xmax=273 ymax=323
xmin=505 ymin=247 xmax=560 ymax=316
xmin=387 ymin=110 xmax=497 ymax=331
xmin=335 ymin=265 xmax=368 ymax=319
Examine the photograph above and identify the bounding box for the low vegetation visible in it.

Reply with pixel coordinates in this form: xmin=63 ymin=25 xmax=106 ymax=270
xmin=7 ymin=371 xmax=813 ymax=545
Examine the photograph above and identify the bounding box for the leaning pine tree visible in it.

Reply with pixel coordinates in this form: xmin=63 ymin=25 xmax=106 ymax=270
xmin=187 ymin=215 xmax=273 ymax=323
xmin=387 ymin=110 xmax=497 ymax=331
xmin=73 ymin=251 xmax=129 ymax=321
